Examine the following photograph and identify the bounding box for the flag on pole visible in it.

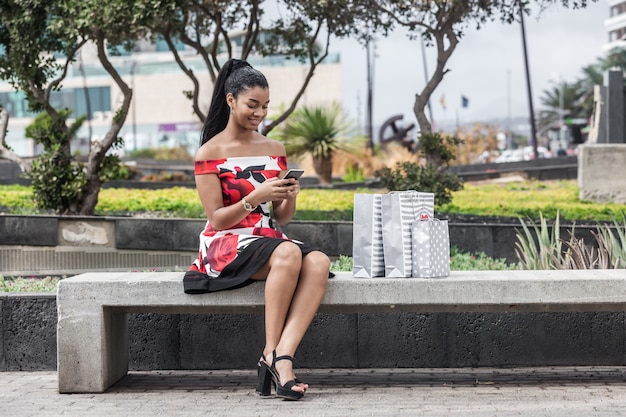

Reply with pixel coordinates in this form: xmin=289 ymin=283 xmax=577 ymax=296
xmin=461 ymin=95 xmax=469 ymax=108
xmin=440 ymin=94 xmax=446 ymax=110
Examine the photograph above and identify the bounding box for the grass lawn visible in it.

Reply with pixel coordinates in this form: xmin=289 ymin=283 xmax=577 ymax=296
xmin=2 ymin=179 xmax=626 ymax=223
xmin=8 ymin=178 xmax=618 ymax=291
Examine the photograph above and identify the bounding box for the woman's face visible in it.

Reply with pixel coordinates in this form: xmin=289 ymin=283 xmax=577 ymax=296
xmin=229 ymin=86 xmax=269 ymax=131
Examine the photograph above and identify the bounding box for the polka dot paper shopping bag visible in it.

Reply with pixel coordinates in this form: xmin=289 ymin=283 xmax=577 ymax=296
xmin=381 ymin=191 xmax=435 ymax=277
xmin=411 ymin=219 xmax=450 ymax=278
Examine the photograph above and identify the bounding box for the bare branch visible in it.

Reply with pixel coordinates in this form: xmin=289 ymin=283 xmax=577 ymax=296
xmin=92 ymin=34 xmax=132 ymax=155
xmin=241 ymin=0 xmax=261 ymax=58
xmin=262 ymin=22 xmax=330 ymax=133
xmin=163 ymin=27 xmax=205 ymax=123
xmin=0 ymin=107 xmax=30 ymax=172
xmin=45 ymin=39 xmax=88 ymax=104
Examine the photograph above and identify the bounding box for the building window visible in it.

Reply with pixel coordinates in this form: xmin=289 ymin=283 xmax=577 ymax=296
xmin=611 ymin=1 xmax=626 ymax=17
xmin=0 ymin=86 xmax=110 ymax=120
xmin=0 ymin=91 xmax=36 ymax=118
xmin=74 ymin=87 xmax=111 ymax=119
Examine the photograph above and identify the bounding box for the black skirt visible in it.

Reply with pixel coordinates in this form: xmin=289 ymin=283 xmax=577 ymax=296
xmin=183 ymin=238 xmax=324 ymax=294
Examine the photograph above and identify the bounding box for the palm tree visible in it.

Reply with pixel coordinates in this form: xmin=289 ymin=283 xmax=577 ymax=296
xmin=537 ymin=81 xmax=586 ymax=134
xmin=280 ymin=103 xmax=350 ymax=184
xmin=601 ymin=47 xmax=626 ymax=71
xmin=577 ymin=63 xmax=603 ymax=117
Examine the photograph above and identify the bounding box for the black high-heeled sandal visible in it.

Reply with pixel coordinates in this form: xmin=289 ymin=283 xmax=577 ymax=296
xmin=256 ymin=352 xmax=307 ymax=397
xmin=263 ymin=350 xmax=304 ymax=401
xmin=256 ymin=359 xmax=272 ymax=397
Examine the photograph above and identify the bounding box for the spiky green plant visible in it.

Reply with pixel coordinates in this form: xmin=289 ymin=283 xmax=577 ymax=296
xmin=280 ymin=103 xmax=350 ymax=184
xmin=604 ymin=213 xmax=626 ymax=268
xmin=559 ymin=232 xmax=599 ymax=269
xmin=515 ymin=212 xmax=626 ymax=270
xmin=515 ymin=212 xmax=564 ymax=270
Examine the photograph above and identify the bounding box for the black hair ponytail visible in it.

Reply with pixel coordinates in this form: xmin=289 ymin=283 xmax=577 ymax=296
xmin=199 ymin=59 xmax=269 ymax=146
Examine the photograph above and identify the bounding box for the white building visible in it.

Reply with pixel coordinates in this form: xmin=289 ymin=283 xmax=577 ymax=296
xmin=0 ymin=39 xmax=341 ymax=157
xmin=605 ymin=0 xmax=626 ymax=50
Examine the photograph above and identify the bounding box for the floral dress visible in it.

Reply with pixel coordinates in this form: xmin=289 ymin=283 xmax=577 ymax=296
xmin=183 ymin=155 xmax=315 ymax=294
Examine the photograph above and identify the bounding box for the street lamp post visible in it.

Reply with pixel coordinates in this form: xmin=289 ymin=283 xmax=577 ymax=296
xmin=552 ymin=73 xmax=565 ymax=148
xmin=559 ymin=80 xmax=565 ymax=146
xmin=130 ymin=60 xmax=138 ymax=151
xmin=519 ymin=8 xmax=539 ymax=159
xmin=366 ymin=38 xmax=375 ymax=149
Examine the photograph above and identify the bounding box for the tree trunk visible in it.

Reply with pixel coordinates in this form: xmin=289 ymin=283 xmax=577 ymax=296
xmin=313 ymin=153 xmax=333 ymax=185
xmin=78 ymin=35 xmax=133 ymax=215
xmin=412 ymin=26 xmax=459 ymax=168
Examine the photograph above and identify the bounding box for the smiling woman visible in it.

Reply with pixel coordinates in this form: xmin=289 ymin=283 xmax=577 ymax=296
xmin=182 ymin=59 xmax=332 ymax=401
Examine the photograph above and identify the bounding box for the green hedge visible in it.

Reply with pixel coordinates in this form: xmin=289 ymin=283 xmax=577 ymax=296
xmin=2 ymin=180 xmax=626 ymax=222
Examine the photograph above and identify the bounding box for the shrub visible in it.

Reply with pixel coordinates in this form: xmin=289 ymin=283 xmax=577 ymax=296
xmin=0 ymin=275 xmax=62 ymax=292
xmin=375 ymin=132 xmax=464 ymax=206
xmin=331 ymin=255 xmax=353 ymax=272
xmin=25 ymin=111 xmax=87 ymax=213
xmin=450 ymin=246 xmax=515 ymax=270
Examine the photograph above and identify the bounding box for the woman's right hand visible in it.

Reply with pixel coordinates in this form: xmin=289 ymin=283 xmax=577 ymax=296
xmin=252 ymin=177 xmax=298 ymax=204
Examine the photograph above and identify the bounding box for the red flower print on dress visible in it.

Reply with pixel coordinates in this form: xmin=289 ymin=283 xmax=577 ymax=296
xmin=240 ymin=212 xmax=261 ymax=228
xmin=194 ymin=159 xmax=225 ymax=175
xmin=253 ymin=227 xmax=286 ymax=239
xmin=206 ymin=234 xmax=239 ymax=272
xmin=221 ymin=175 xmax=255 ymax=206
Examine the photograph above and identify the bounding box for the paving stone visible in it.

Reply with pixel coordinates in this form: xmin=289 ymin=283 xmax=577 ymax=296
xmin=1 ymin=367 xmax=626 ymax=416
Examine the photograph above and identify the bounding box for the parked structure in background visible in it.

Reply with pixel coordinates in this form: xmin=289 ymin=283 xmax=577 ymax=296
xmin=578 ymin=68 xmax=626 ymax=204
xmin=0 ymin=38 xmax=341 ymax=157
xmin=588 ymin=69 xmax=626 ymax=144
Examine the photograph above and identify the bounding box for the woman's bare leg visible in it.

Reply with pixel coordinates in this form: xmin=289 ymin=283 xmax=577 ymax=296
xmin=252 ymin=245 xmax=330 ymax=393
xmin=255 ymin=242 xmax=302 ymax=350
xmin=251 ymin=242 xmax=306 ymax=392
xmin=273 ymin=251 xmax=330 ymax=384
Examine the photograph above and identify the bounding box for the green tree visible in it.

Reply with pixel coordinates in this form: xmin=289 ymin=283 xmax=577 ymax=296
xmin=151 ymin=0 xmax=368 ymax=134
xmin=25 ymin=111 xmax=87 ymax=213
xmin=280 ymin=103 xmax=351 ymax=184
xmin=577 ymin=63 xmax=603 ymax=117
xmin=0 ymin=0 xmax=176 ymax=214
xmin=537 ymin=81 xmax=586 ymax=134
xmin=350 ymin=0 xmax=591 ymax=166
xmin=601 ymin=47 xmax=626 ymax=71
xmin=357 ymin=0 xmax=592 ymax=135
xmin=375 ymin=132 xmax=464 ymax=206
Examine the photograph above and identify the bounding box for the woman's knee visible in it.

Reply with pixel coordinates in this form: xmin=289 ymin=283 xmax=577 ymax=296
xmin=270 ymin=242 xmax=303 ymax=270
xmin=303 ymin=251 xmax=331 ymax=279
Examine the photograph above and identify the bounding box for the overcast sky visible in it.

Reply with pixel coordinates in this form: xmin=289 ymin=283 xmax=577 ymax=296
xmin=331 ymin=1 xmax=608 ymax=134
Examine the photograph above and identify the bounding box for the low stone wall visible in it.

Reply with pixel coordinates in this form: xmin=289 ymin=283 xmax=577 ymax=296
xmin=1 ymin=293 xmax=624 ymax=371
xmin=0 ymin=215 xmax=611 ymax=275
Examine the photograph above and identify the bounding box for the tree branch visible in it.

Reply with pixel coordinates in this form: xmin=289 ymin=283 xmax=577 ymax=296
xmin=163 ymin=27 xmax=204 ymax=122
xmin=92 ymin=34 xmax=131 ymax=156
xmin=262 ymin=22 xmax=330 ymax=133
xmin=0 ymin=107 xmax=30 ymax=172
xmin=241 ymin=0 xmax=261 ymax=58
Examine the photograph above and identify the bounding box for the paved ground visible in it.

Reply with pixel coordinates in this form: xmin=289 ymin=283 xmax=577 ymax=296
xmin=2 ymin=367 xmax=626 ymax=417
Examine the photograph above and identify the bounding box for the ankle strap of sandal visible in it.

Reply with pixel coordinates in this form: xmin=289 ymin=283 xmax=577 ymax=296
xmin=274 ymin=354 xmax=294 ymax=364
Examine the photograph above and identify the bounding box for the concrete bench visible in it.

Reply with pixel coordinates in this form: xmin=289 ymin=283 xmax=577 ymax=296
xmin=56 ymin=269 xmax=626 ymax=393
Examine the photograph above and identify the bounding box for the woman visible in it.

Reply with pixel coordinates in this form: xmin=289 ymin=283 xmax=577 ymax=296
xmin=183 ymin=59 xmax=330 ymax=401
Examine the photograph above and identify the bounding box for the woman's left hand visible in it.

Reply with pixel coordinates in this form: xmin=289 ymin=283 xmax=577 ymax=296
xmin=282 ymin=179 xmax=300 ymax=200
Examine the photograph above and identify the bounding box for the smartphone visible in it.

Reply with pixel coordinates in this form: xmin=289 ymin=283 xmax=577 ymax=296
xmin=283 ymin=169 xmax=304 ymax=180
